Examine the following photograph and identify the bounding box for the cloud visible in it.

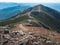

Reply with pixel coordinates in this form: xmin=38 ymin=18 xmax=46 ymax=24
xmin=0 ymin=0 xmax=60 ymax=3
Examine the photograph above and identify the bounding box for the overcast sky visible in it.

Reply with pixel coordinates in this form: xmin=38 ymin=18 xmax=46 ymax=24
xmin=0 ymin=0 xmax=60 ymax=3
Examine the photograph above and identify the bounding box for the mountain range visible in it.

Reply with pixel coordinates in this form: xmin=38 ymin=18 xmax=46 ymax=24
xmin=0 ymin=3 xmax=38 ymax=20
xmin=0 ymin=4 xmax=60 ymax=33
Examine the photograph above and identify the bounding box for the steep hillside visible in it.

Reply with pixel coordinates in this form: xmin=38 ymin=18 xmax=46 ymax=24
xmin=30 ymin=5 xmax=60 ymax=32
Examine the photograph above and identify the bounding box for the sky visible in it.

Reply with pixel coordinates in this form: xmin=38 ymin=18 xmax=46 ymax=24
xmin=0 ymin=0 xmax=60 ymax=3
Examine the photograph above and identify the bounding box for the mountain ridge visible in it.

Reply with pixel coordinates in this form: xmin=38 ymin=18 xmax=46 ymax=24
xmin=0 ymin=4 xmax=60 ymax=33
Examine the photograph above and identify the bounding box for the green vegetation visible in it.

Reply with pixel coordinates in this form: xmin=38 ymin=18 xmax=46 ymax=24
xmin=31 ymin=11 xmax=60 ymax=32
xmin=0 ymin=15 xmax=29 ymax=26
xmin=0 ymin=14 xmax=41 ymax=27
xmin=8 ymin=24 xmax=16 ymax=28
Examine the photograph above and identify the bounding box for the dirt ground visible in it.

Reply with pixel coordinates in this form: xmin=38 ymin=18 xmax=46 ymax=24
xmin=11 ymin=24 xmax=60 ymax=42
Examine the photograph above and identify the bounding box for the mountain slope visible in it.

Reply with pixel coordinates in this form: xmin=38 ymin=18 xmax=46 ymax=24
xmin=0 ymin=4 xmax=60 ymax=32
xmin=0 ymin=3 xmax=33 ymax=20
xmin=30 ymin=4 xmax=60 ymax=32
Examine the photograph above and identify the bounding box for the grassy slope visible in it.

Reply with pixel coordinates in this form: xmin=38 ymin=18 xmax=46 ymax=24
xmin=31 ymin=11 xmax=60 ymax=32
xmin=0 ymin=15 xmax=29 ymax=26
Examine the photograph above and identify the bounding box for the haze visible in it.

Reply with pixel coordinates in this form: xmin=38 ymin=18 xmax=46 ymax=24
xmin=0 ymin=0 xmax=60 ymax=3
